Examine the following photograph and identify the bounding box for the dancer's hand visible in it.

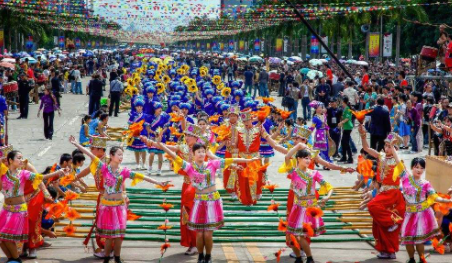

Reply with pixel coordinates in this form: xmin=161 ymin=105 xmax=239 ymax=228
xmin=250 ymin=157 xmax=261 ymax=162
xmin=139 ymin=135 xmax=148 ymax=143
xmin=159 ymin=181 xmax=171 ymax=187
xmin=47 ymin=231 xmax=57 ymax=239
xmin=358 ymin=124 xmax=365 ymax=134
xmin=319 ymin=197 xmax=328 ymax=207
xmin=345 ymin=167 xmax=355 ymax=173
xmin=69 ymin=135 xmax=78 ymax=145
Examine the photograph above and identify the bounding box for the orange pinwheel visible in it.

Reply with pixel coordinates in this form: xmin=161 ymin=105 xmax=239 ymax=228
xmin=160 ymin=242 xmax=171 ymax=254
xmin=64 ymin=190 xmax=79 ymax=201
xmin=157 ymin=225 xmax=173 ymax=231
xmin=46 ymin=201 xmax=68 ymax=219
xmin=351 ymin=109 xmax=373 ymax=124
xmin=65 ymin=208 xmax=81 ymax=221
xmin=159 ymin=203 xmax=174 ymax=212
xmin=211 ymin=125 xmax=231 ymax=142
xmin=303 ymin=223 xmax=315 ymax=237
xmin=356 ymin=155 xmax=374 ymax=179
xmin=208 ymin=115 xmax=221 ymax=123
xmin=126 ymin=210 xmax=142 ymax=221
xmin=260 ymin=97 xmax=275 ymax=104
xmin=169 ymin=113 xmax=183 ymax=122
xmin=63 ymin=225 xmax=77 ymax=236
xmin=306 ymin=207 xmax=324 ymax=218
xmin=59 ymin=173 xmax=75 ymax=187
xmin=432 ymin=238 xmax=445 ymax=254
xmin=252 ymin=105 xmax=271 ymax=123
xmin=278 ymin=109 xmax=293 ymax=120
xmin=263 ymin=184 xmax=278 ymax=193
xmin=433 ymin=193 xmax=452 ymax=215
xmin=267 ymin=203 xmax=280 ymax=212
xmin=169 ymin=127 xmax=183 ymax=137
xmin=274 ymin=249 xmax=282 ymax=263
xmin=277 ymin=218 xmax=288 ymax=232
xmin=129 ymin=120 xmax=145 ymax=137
xmin=289 ymin=234 xmax=300 ymax=250
xmin=155 ymin=183 xmax=175 ymax=192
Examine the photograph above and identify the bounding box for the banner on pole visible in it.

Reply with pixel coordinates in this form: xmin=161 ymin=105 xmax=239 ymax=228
xmin=0 ymin=28 xmax=5 ymax=54
xmin=320 ymin=36 xmax=328 ymax=54
xmin=239 ymin=40 xmax=245 ymax=51
xmin=220 ymin=42 xmax=224 ymax=51
xmin=54 ymin=36 xmax=58 ymax=46
xmin=275 ymin=38 xmax=283 ymax=52
xmin=59 ymin=36 xmax=65 ymax=48
xmin=383 ymin=33 xmax=392 ymax=57
xmin=75 ymin=38 xmax=81 ymax=48
xmin=196 ymin=42 xmax=200 ymax=49
xmin=254 ymin=39 xmax=260 ymax=51
xmin=261 ymin=40 xmax=265 ymax=52
xmin=369 ymin=33 xmax=380 ymax=57
xmin=207 ymin=42 xmax=211 ymax=49
xmin=310 ymin=35 xmax=319 ymax=54
xmin=283 ymin=38 xmax=289 ymax=53
xmin=228 ymin=40 xmax=234 ymax=51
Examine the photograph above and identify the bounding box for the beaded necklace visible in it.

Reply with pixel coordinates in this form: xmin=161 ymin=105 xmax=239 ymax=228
xmin=107 ymin=165 xmax=123 ymax=193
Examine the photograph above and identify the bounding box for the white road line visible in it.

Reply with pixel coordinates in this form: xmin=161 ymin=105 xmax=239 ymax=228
xmin=38 ymin=146 xmax=52 ymax=157
xmin=68 ymin=116 xmax=79 ymax=126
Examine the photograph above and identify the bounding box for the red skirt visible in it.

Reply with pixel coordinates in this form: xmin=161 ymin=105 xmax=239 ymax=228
xmin=28 ymin=191 xmax=44 ymax=249
xmin=368 ymin=189 xmax=406 ymax=253
xmin=180 ymin=181 xmax=196 ymax=247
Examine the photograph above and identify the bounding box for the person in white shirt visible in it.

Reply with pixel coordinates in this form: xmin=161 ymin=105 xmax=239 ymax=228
xmin=342 ymin=80 xmax=359 ymax=110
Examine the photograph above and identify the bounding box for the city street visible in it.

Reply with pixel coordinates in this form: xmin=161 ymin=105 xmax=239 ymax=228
xmin=0 ymin=77 xmax=447 ymax=263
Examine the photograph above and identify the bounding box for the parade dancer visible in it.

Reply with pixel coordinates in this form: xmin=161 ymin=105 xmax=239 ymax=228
xmin=309 ymin=101 xmax=332 ymax=164
xmin=389 ymin=144 xmax=452 ymax=263
xmin=69 ymin=135 xmax=168 ymax=263
xmin=148 ymin=102 xmax=169 ymax=175
xmin=0 ymin=149 xmax=68 ymax=263
xmin=157 ymin=141 xmax=258 ymax=263
xmin=75 ymin=136 xmax=113 ymax=259
xmin=126 ymin=96 xmax=150 ymax=170
xmin=284 ymin=144 xmax=333 ymax=263
xmin=142 ymin=123 xmax=218 ymax=255
xmin=358 ymin=126 xmax=406 ymax=259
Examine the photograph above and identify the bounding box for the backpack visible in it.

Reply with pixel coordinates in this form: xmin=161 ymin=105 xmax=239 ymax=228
xmin=69 ymin=70 xmax=75 ymax=81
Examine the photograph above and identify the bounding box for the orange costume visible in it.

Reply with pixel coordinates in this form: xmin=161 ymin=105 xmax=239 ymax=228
xmin=223 ymin=121 xmax=239 ymax=193
xmin=367 ymin=152 xmax=406 ymax=254
xmin=176 ymin=142 xmax=197 ymax=248
xmin=235 ymin=123 xmax=266 ymax=206
xmin=24 ymin=182 xmax=45 ymax=249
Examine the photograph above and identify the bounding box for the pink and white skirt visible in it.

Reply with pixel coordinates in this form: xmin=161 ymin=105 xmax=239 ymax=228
xmin=0 ymin=203 xmax=29 ymax=242
xmin=287 ymin=204 xmax=326 ymax=237
xmin=96 ymin=198 xmax=127 ymax=238
xmin=401 ymin=207 xmax=440 ymax=245
xmin=187 ymin=191 xmax=224 ymax=231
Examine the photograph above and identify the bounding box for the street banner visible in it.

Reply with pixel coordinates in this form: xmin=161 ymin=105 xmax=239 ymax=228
xmin=59 ymin=36 xmax=65 ymax=48
xmin=207 ymin=42 xmax=211 ymax=49
xmin=310 ymin=35 xmax=319 ymax=54
xmin=261 ymin=40 xmax=265 ymax=52
xmin=369 ymin=32 xmax=380 ymax=57
xmin=321 ymin=36 xmax=328 ymax=54
xmin=196 ymin=42 xmax=200 ymax=49
xmin=0 ymin=28 xmax=5 ymax=54
xmin=383 ymin=33 xmax=392 ymax=57
xmin=54 ymin=36 xmax=58 ymax=46
xmin=283 ymin=38 xmax=289 ymax=53
xmin=228 ymin=40 xmax=234 ymax=51
xmin=220 ymin=42 xmax=225 ymax=51
xmin=75 ymin=38 xmax=81 ymax=48
xmin=254 ymin=39 xmax=260 ymax=51
xmin=239 ymin=40 xmax=245 ymax=51
xmin=275 ymin=38 xmax=283 ymax=52
xmin=87 ymin=41 xmax=92 ymax=48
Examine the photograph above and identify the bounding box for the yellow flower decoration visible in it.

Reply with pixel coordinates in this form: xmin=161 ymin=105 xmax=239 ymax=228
xmin=156 ymin=83 xmax=166 ymax=94
xmin=200 ymin=66 xmax=208 ymax=72
xmin=132 ymin=73 xmax=139 ymax=79
xmin=124 ymin=87 xmax=133 ymax=96
xmin=167 ymin=64 xmax=172 ymax=70
xmin=155 ymin=75 xmax=161 ymax=82
xmin=150 ymin=66 xmax=155 ymax=70
xmin=216 ymin=83 xmax=225 ymax=91
xmin=180 ymin=76 xmax=189 ymax=83
xmin=221 ymin=87 xmax=232 ymax=97
xmin=212 ymin=76 xmax=222 ymax=86
xmin=184 ymin=78 xmax=196 ymax=86
xmin=200 ymin=70 xmax=207 ymax=77
xmin=134 ymin=77 xmax=140 ymax=85
xmin=127 ymin=78 xmax=133 ymax=86
xmin=177 ymin=68 xmax=184 ymax=75
xmin=162 ymin=75 xmax=171 ymax=84
xmin=188 ymin=85 xmax=198 ymax=93
xmin=181 ymin=64 xmax=190 ymax=72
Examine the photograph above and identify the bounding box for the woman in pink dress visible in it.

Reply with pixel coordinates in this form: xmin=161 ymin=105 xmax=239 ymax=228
xmin=69 ymin=136 xmax=169 ymax=263
xmin=0 ymin=150 xmax=68 ymax=262
xmin=389 ymin=141 xmax=452 ymax=263
xmin=284 ymin=143 xmax=334 ymax=263
xmin=156 ymin=141 xmax=258 ymax=263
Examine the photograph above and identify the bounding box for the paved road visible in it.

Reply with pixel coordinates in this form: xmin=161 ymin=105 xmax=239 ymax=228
xmin=0 ymin=77 xmax=448 ymax=262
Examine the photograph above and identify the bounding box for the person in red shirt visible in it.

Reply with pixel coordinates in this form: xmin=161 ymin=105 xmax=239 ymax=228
xmin=361 ymin=66 xmax=369 ymax=87
xmin=398 ymin=71 xmax=408 ymax=87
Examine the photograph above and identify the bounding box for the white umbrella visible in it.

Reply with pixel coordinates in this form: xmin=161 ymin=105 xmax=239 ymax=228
xmin=309 ymin=59 xmax=323 ymax=67
xmin=289 ymin=56 xmax=303 ymax=62
xmin=353 ymin=61 xmax=369 ymax=66
xmin=1 ymin=58 xmax=16 ymax=63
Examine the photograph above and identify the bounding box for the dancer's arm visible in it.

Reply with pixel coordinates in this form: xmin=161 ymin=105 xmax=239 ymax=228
xmin=284 ymin=143 xmax=305 ymax=164
xmin=69 ymin=135 xmax=96 ymax=160
xmin=315 ymin=156 xmax=354 ymax=173
xmin=156 ymin=141 xmax=178 ymax=160
xmin=262 ymin=127 xmax=289 ymax=154
xmin=429 ymin=122 xmax=443 ymax=133
xmin=389 ymin=141 xmax=400 ymax=164
xmin=358 ymin=124 xmax=379 ymax=158
xmin=42 ymin=168 xmax=71 ymax=181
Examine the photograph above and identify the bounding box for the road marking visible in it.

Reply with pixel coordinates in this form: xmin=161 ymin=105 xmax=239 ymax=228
xmin=38 ymin=146 xmax=52 ymax=157
xmin=221 ymin=244 xmax=239 ymax=263
xmin=68 ymin=116 xmax=79 ymax=126
xmin=246 ymin=243 xmax=266 ymax=262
